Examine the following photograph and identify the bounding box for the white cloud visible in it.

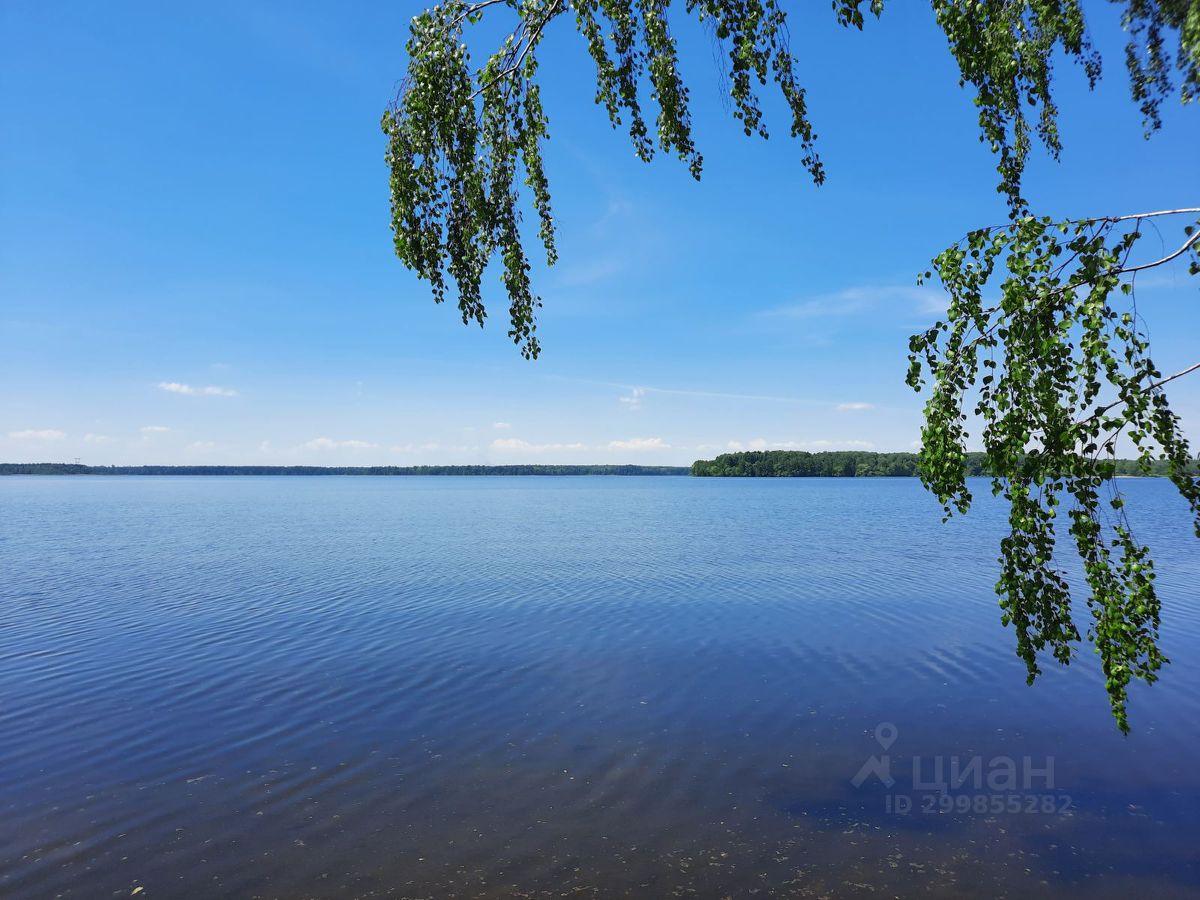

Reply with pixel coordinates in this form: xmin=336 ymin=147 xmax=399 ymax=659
xmin=8 ymin=428 xmax=65 ymax=441
xmin=158 ymin=382 xmax=238 ymax=397
xmin=302 ymin=437 xmax=378 ymax=450
xmin=140 ymin=425 xmax=172 ymax=434
xmin=187 ymin=441 xmax=216 ymax=451
xmin=84 ymin=433 xmax=114 ymax=444
xmin=722 ymin=438 xmax=875 ymax=451
xmin=836 ymin=402 xmax=875 ymax=411
xmin=607 ymin=437 xmax=670 ymax=451
xmin=492 ymin=422 xmax=512 ymax=430
xmin=618 ymin=387 xmax=646 ymax=410
xmin=492 ymin=438 xmax=587 ymax=453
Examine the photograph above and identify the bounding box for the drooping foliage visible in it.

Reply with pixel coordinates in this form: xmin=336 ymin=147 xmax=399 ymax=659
xmin=383 ymin=0 xmax=882 ymax=358
xmin=387 ymin=0 xmax=1200 ymax=730
xmin=386 ymin=1 xmax=1198 ymax=350
xmin=908 ymin=210 xmax=1200 ymax=731
xmin=933 ymin=0 xmax=1199 ymax=209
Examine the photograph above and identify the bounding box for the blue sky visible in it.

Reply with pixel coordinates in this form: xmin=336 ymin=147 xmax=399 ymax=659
xmin=2 ymin=2 xmax=1197 ymax=466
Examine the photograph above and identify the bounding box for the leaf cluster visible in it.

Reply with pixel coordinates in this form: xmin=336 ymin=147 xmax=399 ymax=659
xmin=907 ymin=210 xmax=1200 ymax=731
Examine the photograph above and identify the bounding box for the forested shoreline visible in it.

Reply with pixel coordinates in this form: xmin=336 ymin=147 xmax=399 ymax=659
xmin=3 ymin=453 xmax=1188 ymax=477
xmin=689 ymin=450 xmax=1190 ymax=478
xmin=0 ymin=464 xmax=689 ymax=477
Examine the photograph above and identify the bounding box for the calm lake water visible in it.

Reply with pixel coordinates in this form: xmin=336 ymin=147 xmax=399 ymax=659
xmin=2 ymin=476 xmax=1199 ymax=898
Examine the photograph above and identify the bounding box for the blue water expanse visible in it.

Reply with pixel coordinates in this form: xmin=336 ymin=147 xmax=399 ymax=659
xmin=2 ymin=476 xmax=1198 ymax=898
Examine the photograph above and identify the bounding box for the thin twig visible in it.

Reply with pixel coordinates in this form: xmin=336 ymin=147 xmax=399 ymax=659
xmin=469 ymin=0 xmax=563 ymax=101
xmin=1119 ymin=228 xmax=1200 ymax=275
xmin=1079 ymin=361 xmax=1200 ymax=427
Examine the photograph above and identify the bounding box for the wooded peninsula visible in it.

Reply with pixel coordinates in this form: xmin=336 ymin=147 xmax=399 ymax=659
xmin=689 ymin=451 xmax=1190 ymax=477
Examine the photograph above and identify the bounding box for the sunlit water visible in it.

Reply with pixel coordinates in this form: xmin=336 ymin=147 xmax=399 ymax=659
xmin=2 ymin=476 xmax=1198 ymax=898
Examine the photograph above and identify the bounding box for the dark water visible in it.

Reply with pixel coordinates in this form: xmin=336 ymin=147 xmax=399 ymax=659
xmin=2 ymin=476 xmax=1198 ymax=898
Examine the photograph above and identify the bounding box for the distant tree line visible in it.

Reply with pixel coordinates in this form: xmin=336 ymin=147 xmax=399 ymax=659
xmin=0 ymin=464 xmax=689 ymax=477
xmin=689 ymin=451 xmax=1193 ymax=478
xmin=5 ymin=457 xmax=1189 ymax=478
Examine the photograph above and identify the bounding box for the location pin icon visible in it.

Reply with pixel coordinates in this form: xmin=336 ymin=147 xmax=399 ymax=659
xmin=875 ymin=722 xmax=898 ymax=750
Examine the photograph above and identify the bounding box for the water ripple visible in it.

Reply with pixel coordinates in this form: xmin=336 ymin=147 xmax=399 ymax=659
xmin=1 ymin=476 xmax=1198 ymax=898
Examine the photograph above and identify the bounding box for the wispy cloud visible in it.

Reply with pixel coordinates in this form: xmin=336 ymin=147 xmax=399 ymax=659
xmin=554 ymin=256 xmax=625 ymax=288
xmin=723 ymin=439 xmax=800 ymax=451
xmin=555 ymin=375 xmax=820 ymax=406
xmin=158 ymin=382 xmax=238 ymax=397
xmin=84 ymin=433 xmax=114 ymax=444
xmin=390 ymin=441 xmax=443 ymax=453
xmin=187 ymin=441 xmax=216 ymax=451
xmin=619 ymin=387 xmax=646 ymax=410
xmin=231 ymin=4 xmax=371 ymax=83
xmin=590 ymin=196 xmax=635 ymax=235
xmin=302 ymin=437 xmax=377 ymax=450
xmin=8 ymin=428 xmax=65 ymax=441
xmin=492 ymin=438 xmax=587 ymax=453
xmin=548 ymin=193 xmax=640 ymax=289
xmin=836 ymin=402 xmax=875 ymax=411
xmin=608 ymin=437 xmax=670 ymax=451
xmin=806 ymin=439 xmax=874 ymax=449
xmin=140 ymin=425 xmax=172 ymax=434
xmin=762 ymin=284 xmax=945 ymax=320
xmin=645 ymin=385 xmax=814 ymax=404
xmin=492 ymin=422 xmax=512 ymax=430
